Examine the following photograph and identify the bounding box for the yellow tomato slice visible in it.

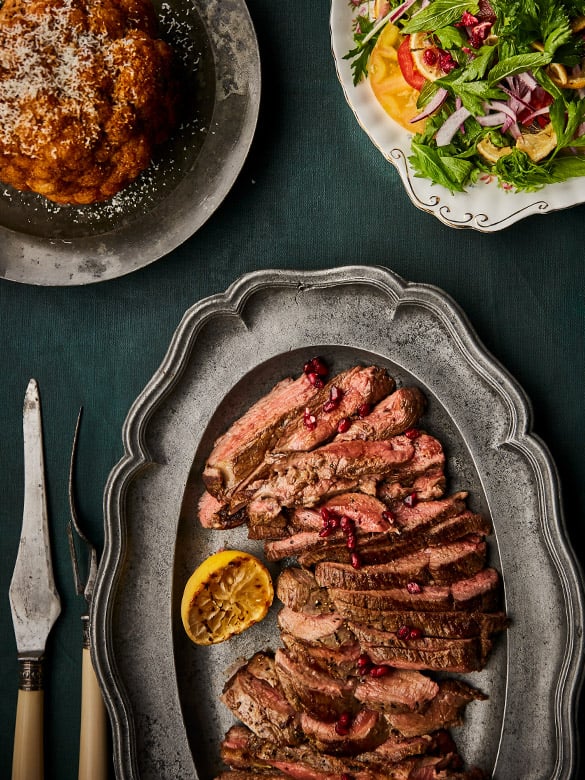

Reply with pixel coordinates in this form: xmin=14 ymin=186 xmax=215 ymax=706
xmin=369 ymin=23 xmax=427 ymax=133
xmin=181 ymin=549 xmax=274 ymax=645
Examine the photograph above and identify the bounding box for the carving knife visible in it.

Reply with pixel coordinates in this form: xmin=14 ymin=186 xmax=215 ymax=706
xmin=9 ymin=379 xmax=61 ymax=780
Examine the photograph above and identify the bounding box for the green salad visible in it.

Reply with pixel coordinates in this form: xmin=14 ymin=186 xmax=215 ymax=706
xmin=346 ymin=0 xmax=585 ymax=192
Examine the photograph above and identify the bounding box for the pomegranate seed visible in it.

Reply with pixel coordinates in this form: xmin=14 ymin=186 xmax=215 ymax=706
xmin=396 ymin=625 xmax=411 ymax=640
xmin=357 ymin=402 xmax=372 ymax=418
xmin=346 ymin=534 xmax=357 ymax=551
xmin=337 ymin=711 xmax=352 ymax=728
xmin=340 ymin=515 xmax=354 ymax=533
xmin=307 ymin=372 xmax=324 ymax=388
xmin=403 ymin=492 xmax=418 ymax=508
xmin=369 ymin=665 xmax=390 ymax=678
xmin=409 ymin=627 xmax=423 ymax=640
xmin=404 ymin=427 xmax=421 ymax=439
xmin=423 ymin=48 xmax=438 ymax=66
xmin=350 ymin=552 xmax=361 ymax=569
xmin=337 ymin=417 xmax=351 ymax=433
xmin=406 ymin=581 xmax=422 ymax=594
xmin=357 ymin=653 xmax=371 ymax=669
xmin=303 ymin=408 xmax=317 ymax=430
xmin=439 ymin=49 xmax=457 ymax=73
xmin=340 ymin=775 xmax=352 ymax=780
xmin=382 ymin=510 xmax=396 ymax=524
xmin=320 ymin=506 xmax=334 ymax=522
xmin=328 ymin=515 xmax=340 ymax=530
xmin=318 ymin=526 xmax=332 ymax=538
xmin=334 ymin=723 xmax=350 ymax=736
xmin=303 ymin=357 xmax=328 ymax=377
xmin=323 ymin=385 xmax=343 ymax=413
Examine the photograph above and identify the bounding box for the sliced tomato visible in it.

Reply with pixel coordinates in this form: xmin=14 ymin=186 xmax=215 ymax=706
xmin=397 ymin=35 xmax=426 ymax=91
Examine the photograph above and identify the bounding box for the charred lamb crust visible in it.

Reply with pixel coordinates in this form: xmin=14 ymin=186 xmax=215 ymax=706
xmin=274 ymin=366 xmax=395 ymax=452
xmin=313 ymin=536 xmax=488 ymax=590
xmin=335 ymin=386 xmax=427 ymax=442
xmin=221 ymin=655 xmax=303 ymax=745
xmin=276 ymin=567 xmax=335 ymax=614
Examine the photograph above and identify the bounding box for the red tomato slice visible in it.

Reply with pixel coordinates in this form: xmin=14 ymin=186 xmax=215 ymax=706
xmin=397 ymin=35 xmax=426 ymax=91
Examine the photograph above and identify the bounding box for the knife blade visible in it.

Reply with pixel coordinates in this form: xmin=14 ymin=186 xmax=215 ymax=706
xmin=9 ymin=378 xmax=61 ymax=780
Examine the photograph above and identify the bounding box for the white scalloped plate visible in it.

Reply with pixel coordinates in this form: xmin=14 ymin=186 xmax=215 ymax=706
xmin=330 ymin=1 xmax=585 ymax=231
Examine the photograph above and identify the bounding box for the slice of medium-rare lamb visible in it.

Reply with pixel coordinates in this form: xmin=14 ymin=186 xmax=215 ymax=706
xmin=277 ymin=606 xmax=352 ymax=647
xmin=276 ymin=567 xmax=335 ymax=614
xmin=290 ymin=510 xmax=491 ymax=568
xmin=338 ymin=608 xmax=509 ymax=639
xmin=274 ymin=648 xmax=358 ymax=720
xmin=280 ymin=632 xmax=362 ymax=679
xmin=198 ymin=490 xmax=248 ymax=530
xmin=290 ymin=493 xmax=392 ymax=534
xmin=221 ymin=654 xmax=303 ymax=745
xmin=300 ymin=708 xmax=389 ymax=755
xmin=335 ymin=386 xmax=427 ymax=442
xmin=385 ymin=680 xmax=487 ymax=738
xmin=273 ymin=366 xmax=395 ymax=452
xmin=314 ymin=535 xmax=487 ymax=590
xmin=203 ymin=374 xmax=318 ymax=499
xmin=349 ymin=625 xmax=490 ymax=673
xmin=245 ymin=437 xmax=417 ymax=526
xmin=328 ymin=569 xmax=501 ymax=613
xmin=354 ymin=668 xmax=440 ymax=713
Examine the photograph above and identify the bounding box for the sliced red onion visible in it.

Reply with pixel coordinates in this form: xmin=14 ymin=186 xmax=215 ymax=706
xmin=410 ymin=87 xmax=448 ymax=123
xmin=576 ymin=122 xmax=585 ymax=138
xmin=476 ymin=111 xmax=507 ymax=126
xmin=508 ymin=121 xmax=522 ymax=140
xmin=435 ymin=106 xmax=472 ymax=146
xmin=390 ymin=0 xmax=418 ymax=24
xmin=485 ymin=100 xmax=520 ymax=121
xmin=517 ymin=71 xmax=538 ymax=91
xmin=520 ymin=106 xmax=550 ymax=126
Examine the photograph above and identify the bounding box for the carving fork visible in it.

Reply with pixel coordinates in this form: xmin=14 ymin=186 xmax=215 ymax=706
xmin=67 ymin=409 xmax=109 ymax=780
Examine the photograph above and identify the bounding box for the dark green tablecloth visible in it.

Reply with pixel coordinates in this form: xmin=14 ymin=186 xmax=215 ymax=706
xmin=1 ymin=1 xmax=584 ymax=778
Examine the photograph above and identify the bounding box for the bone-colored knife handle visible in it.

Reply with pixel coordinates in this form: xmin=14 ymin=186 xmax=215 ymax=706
xmin=12 ymin=659 xmax=44 ymax=780
xmin=78 ymin=645 xmax=108 ymax=780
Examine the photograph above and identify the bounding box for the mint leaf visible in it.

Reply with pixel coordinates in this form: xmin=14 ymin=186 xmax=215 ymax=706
xmin=488 ymin=52 xmax=553 ymax=84
xmin=403 ymin=1 xmax=480 ymax=34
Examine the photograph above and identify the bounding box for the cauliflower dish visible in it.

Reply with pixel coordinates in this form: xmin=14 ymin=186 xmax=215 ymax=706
xmin=0 ymin=0 xmax=178 ymax=205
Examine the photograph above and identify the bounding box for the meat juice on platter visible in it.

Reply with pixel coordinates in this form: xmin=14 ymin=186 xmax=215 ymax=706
xmin=195 ymin=358 xmax=509 ymax=780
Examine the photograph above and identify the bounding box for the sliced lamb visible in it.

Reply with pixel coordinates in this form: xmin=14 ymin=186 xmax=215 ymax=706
xmin=337 ymin=608 xmax=509 ymax=640
xmin=353 ymin=731 xmax=434 ymax=763
xmin=354 ymin=668 xmax=440 ymax=713
xmin=221 ymin=654 xmax=302 ymax=745
xmin=376 ymin=433 xmax=446 ymax=502
xmin=291 ymin=511 xmax=491 ymax=568
xmin=245 ymin=437 xmax=416 ymax=525
xmin=274 ymin=648 xmax=358 ymax=720
xmin=385 ymin=680 xmax=487 ymax=738
xmin=203 ymin=374 xmax=318 ymax=499
xmin=277 ymin=606 xmax=352 ymax=646
xmin=350 ymin=626 xmax=490 ymax=673
xmin=451 ymin=568 xmax=502 ymax=611
xmin=276 ymin=567 xmax=334 ymax=614
xmin=290 ymin=493 xmax=392 ymax=534
xmin=280 ymin=632 xmax=362 ymax=678
xmin=300 ymin=708 xmax=389 ymax=755
xmin=378 ymin=465 xmax=446 ymax=503
xmin=274 ymin=366 xmax=395 ymax=452
xmin=198 ymin=490 xmax=248 ymax=530
xmin=314 ymin=536 xmax=487 ymax=590
xmin=335 ymin=386 xmax=427 ymax=442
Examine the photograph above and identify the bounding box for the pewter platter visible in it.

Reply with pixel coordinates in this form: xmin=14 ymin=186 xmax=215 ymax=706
xmin=0 ymin=0 xmax=260 ymax=286
xmin=92 ymin=266 xmax=584 ymax=779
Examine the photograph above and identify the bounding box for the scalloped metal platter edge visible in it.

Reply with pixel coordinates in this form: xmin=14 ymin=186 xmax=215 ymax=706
xmin=0 ymin=0 xmax=260 ymax=286
xmin=330 ymin=1 xmax=585 ymax=232
xmin=91 ymin=265 xmax=584 ymax=778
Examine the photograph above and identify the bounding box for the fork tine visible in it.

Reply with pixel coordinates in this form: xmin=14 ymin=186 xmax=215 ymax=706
xmin=68 ymin=407 xmax=98 ymax=603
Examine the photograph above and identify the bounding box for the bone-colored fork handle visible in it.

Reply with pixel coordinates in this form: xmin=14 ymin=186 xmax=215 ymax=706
xmin=78 ymin=646 xmax=108 ymax=780
xmin=12 ymin=684 xmax=44 ymax=780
